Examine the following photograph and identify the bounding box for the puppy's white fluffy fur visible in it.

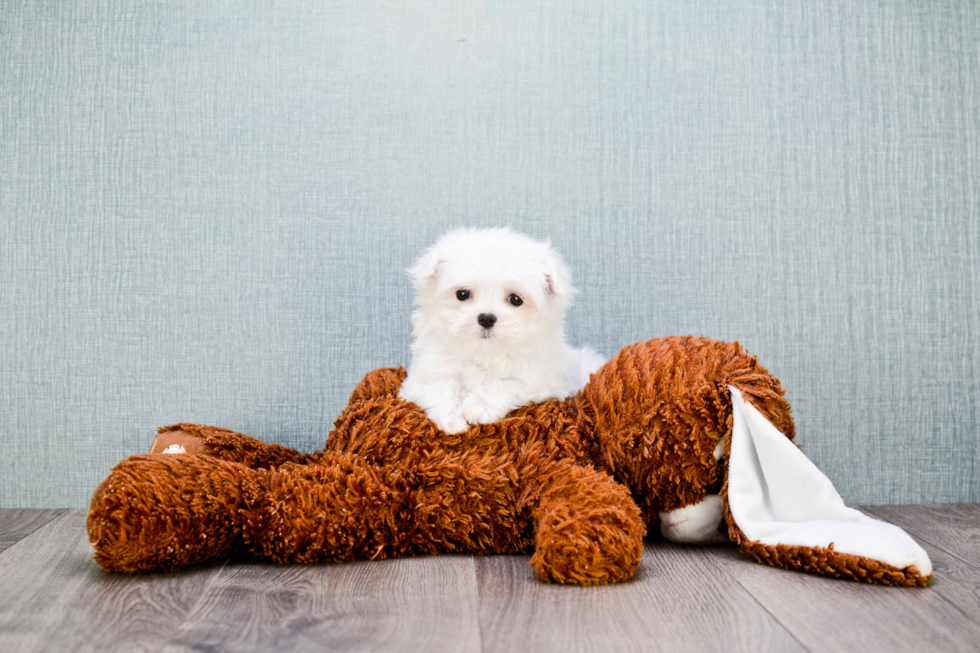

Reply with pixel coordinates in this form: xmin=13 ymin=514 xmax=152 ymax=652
xmin=398 ymin=227 xmax=605 ymax=434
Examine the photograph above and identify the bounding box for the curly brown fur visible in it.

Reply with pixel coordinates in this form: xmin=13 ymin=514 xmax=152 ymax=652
xmin=311 ymin=372 xmax=641 ymax=581
xmin=88 ymin=337 xmax=922 ymax=587
xmin=741 ymin=540 xmax=931 ymax=587
xmin=241 ymin=449 xmax=527 ymax=564
xmin=347 ymin=366 xmax=408 ymax=403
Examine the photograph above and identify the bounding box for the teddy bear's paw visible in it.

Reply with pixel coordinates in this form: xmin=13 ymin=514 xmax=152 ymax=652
xmin=531 ymin=465 xmax=646 ymax=585
xmin=87 ymin=455 xmax=248 ymax=573
xmin=659 ymin=494 xmax=728 ymax=544
xmin=532 ymin=517 xmax=644 ymax=585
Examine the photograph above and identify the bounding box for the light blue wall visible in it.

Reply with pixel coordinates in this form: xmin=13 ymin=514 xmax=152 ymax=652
xmin=2 ymin=0 xmax=978 ymax=508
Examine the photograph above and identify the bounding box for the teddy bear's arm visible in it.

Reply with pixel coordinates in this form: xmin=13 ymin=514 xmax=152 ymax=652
xmin=152 ymin=423 xmax=321 ymax=469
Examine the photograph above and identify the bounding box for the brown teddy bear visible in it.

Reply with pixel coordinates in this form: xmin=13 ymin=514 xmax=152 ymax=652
xmin=86 ymin=336 xmax=932 ymax=586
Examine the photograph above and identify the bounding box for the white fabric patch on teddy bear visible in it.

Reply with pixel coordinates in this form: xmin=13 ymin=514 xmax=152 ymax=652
xmin=659 ymin=494 xmax=727 ymax=544
xmin=726 ymin=385 xmax=932 ymax=575
xmin=161 ymin=444 xmax=186 ymax=454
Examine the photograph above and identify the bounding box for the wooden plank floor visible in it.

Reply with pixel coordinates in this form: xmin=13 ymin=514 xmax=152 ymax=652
xmin=0 ymin=506 xmax=977 ymax=652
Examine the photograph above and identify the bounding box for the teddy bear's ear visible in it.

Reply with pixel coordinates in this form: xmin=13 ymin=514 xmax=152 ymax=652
xmin=725 ymin=385 xmax=932 ymax=585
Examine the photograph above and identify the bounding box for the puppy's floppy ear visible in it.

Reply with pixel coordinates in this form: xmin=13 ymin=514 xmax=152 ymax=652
xmin=542 ymin=250 xmax=578 ymax=302
xmin=407 ymin=245 xmax=444 ymax=288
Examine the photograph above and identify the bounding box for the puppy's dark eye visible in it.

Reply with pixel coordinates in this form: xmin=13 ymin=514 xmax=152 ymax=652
xmin=456 ymin=289 xmax=471 ymax=301
xmin=508 ymin=294 xmax=523 ymax=307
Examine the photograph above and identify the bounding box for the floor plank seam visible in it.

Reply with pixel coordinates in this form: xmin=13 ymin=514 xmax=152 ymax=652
xmin=696 ymin=546 xmax=813 ymax=653
xmin=469 ymin=558 xmax=487 ymax=653
xmin=0 ymin=509 xmax=68 ymax=555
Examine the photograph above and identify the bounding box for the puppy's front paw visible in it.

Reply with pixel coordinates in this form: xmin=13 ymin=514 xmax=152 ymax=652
xmin=430 ymin=410 xmax=470 ymax=434
xmin=461 ymin=394 xmax=506 ymax=425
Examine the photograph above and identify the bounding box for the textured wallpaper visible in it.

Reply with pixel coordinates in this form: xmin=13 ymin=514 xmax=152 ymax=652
xmin=1 ymin=0 xmax=978 ymax=507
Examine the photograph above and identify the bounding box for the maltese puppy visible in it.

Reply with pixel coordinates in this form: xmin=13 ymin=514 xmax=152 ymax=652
xmin=398 ymin=227 xmax=605 ymax=434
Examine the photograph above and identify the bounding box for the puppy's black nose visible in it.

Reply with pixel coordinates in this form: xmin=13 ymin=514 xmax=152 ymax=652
xmin=477 ymin=313 xmax=497 ymax=329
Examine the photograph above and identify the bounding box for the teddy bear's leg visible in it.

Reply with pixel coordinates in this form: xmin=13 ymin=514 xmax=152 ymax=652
xmin=151 ymin=423 xmax=321 ymax=468
xmin=528 ymin=460 xmax=645 ymax=585
xmin=88 ymin=454 xmax=258 ymax=573
xmin=241 ymin=450 xmax=525 ymax=564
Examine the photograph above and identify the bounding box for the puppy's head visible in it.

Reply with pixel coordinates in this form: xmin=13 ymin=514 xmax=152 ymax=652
xmin=408 ymin=227 xmax=577 ymax=354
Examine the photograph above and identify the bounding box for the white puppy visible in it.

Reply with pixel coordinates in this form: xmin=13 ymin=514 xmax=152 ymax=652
xmin=398 ymin=227 xmax=605 ymax=434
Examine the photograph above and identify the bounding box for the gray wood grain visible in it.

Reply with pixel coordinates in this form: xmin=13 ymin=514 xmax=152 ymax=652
xmin=0 ymin=509 xmax=66 ymax=554
xmin=862 ymin=503 xmax=980 ymax=635
xmin=476 ymin=544 xmax=805 ymax=653
xmin=2 ymin=507 xmax=979 ymax=652
xmin=705 ymin=539 xmax=980 ymax=652
xmin=165 ymin=554 xmax=482 ymax=653
xmin=0 ymin=510 xmax=226 ymax=653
